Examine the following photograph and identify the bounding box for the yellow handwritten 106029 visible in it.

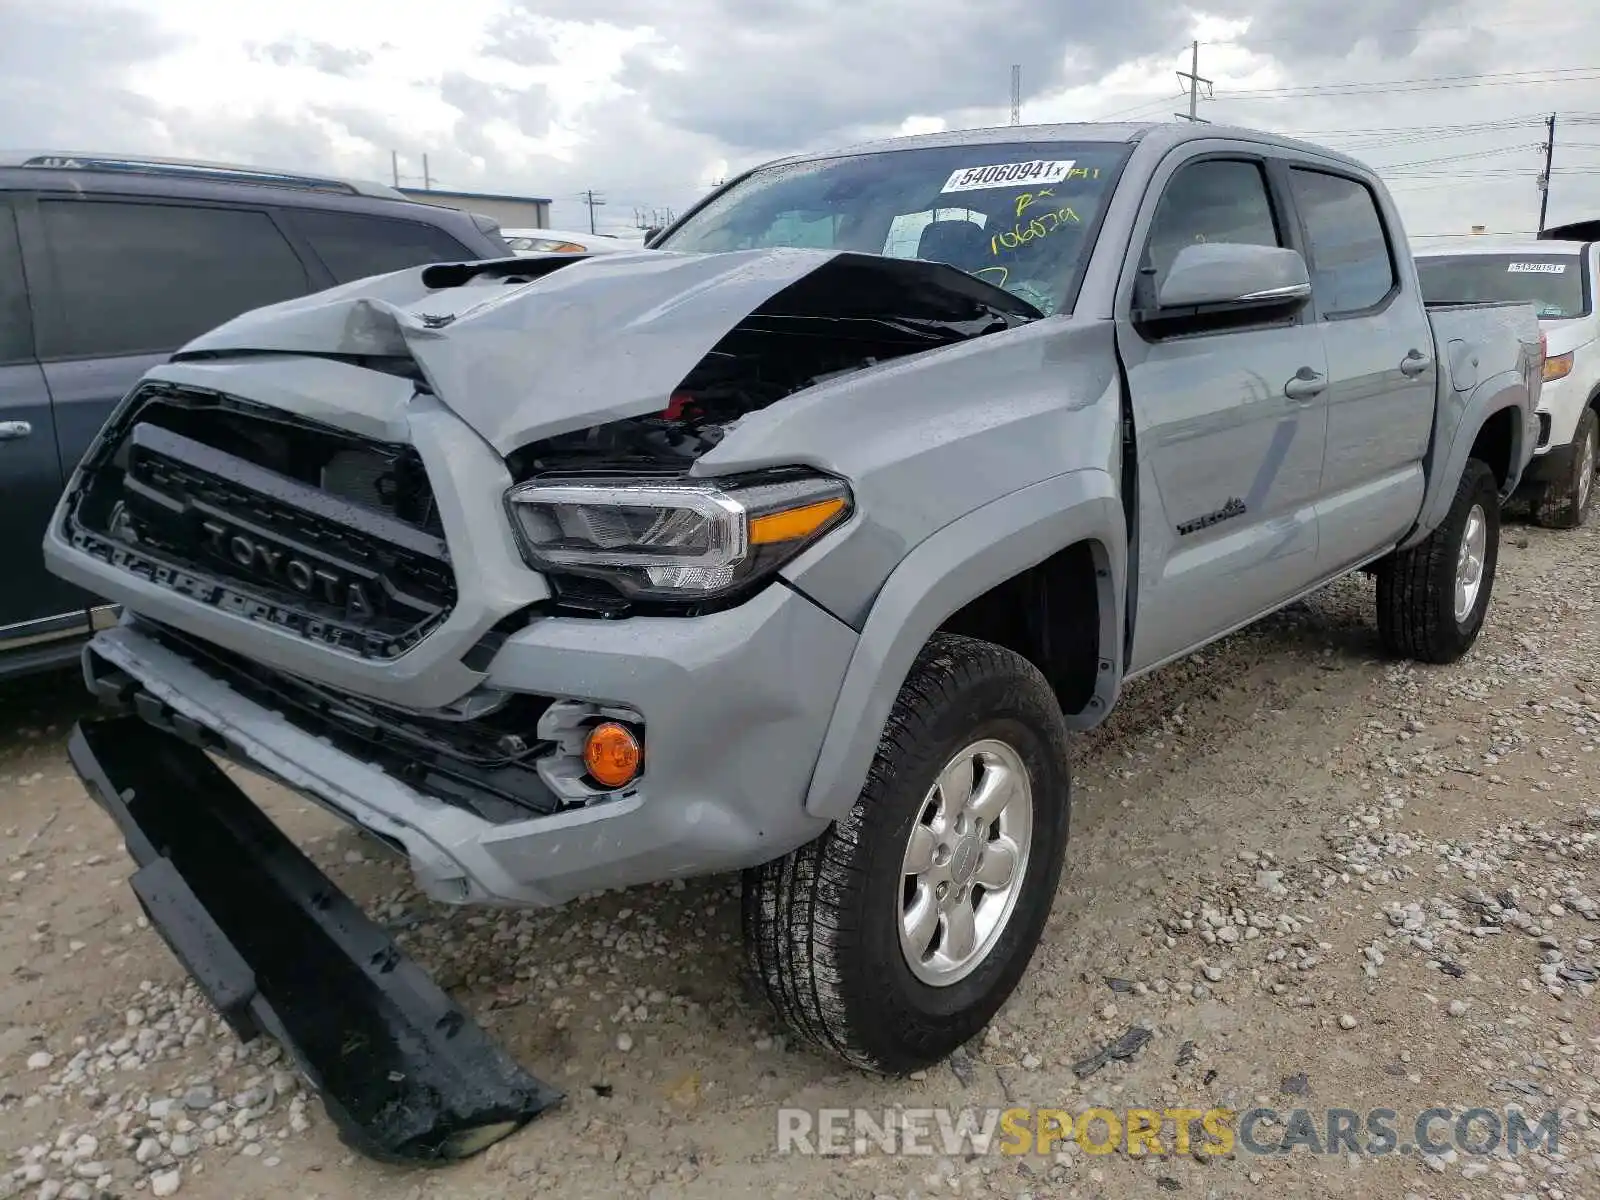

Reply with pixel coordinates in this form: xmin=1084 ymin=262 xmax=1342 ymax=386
xmin=991 ymin=206 xmax=1080 ymax=255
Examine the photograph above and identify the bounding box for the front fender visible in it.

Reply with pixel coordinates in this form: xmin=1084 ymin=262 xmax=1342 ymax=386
xmin=1400 ymin=371 xmax=1530 ymax=551
xmin=802 ymin=469 xmax=1125 ymax=821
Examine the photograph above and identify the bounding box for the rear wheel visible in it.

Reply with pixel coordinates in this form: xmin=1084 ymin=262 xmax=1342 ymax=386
xmin=1375 ymin=457 xmax=1500 ymax=664
xmin=741 ymin=634 xmax=1070 ymax=1073
xmin=1533 ymin=407 xmax=1598 ymax=529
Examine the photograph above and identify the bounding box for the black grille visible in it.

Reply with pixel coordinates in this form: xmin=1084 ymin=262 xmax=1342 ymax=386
xmin=137 ymin=623 xmax=561 ymax=822
xmin=66 ymin=384 xmax=456 ymax=660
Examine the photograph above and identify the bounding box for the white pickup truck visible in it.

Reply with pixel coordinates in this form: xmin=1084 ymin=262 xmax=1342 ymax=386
xmin=1417 ymin=234 xmax=1600 ymax=526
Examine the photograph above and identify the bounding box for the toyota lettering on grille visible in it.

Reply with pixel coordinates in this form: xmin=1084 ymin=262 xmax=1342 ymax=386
xmin=198 ymin=519 xmax=377 ymax=620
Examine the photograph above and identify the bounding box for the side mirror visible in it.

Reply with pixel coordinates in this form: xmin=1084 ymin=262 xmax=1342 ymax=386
xmin=1142 ymin=243 xmax=1311 ymax=326
xmin=642 ymin=226 xmax=664 ymax=248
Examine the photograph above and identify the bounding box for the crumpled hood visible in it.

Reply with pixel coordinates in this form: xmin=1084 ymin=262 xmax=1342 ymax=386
xmin=172 ymin=246 xmax=995 ymax=456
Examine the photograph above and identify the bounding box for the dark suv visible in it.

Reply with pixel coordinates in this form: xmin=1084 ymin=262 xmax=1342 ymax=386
xmin=0 ymin=153 xmax=509 ymax=678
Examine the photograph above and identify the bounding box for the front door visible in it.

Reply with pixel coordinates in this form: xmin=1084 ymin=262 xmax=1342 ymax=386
xmin=0 ymin=199 xmax=85 ymax=635
xmin=1119 ymin=154 xmax=1329 ymax=672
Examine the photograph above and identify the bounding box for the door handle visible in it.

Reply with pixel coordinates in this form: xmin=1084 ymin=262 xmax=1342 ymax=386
xmin=0 ymin=420 xmax=32 ymax=442
xmin=1399 ymin=349 xmax=1433 ymax=377
xmin=1283 ymin=368 xmax=1325 ymax=402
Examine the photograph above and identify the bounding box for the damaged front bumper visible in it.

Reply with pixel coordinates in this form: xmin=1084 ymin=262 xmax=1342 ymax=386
xmin=66 ymin=715 xmax=562 ymax=1163
xmin=79 ymin=581 xmax=852 ymax=908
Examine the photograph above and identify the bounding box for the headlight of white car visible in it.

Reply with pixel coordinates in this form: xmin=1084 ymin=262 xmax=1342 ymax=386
xmin=504 ymin=470 xmax=851 ymax=602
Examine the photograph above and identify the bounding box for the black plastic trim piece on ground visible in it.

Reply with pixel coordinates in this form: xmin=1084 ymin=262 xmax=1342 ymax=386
xmin=66 ymin=715 xmax=563 ymax=1164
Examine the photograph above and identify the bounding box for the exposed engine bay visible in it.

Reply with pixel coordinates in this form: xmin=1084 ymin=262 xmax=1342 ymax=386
xmin=491 ymin=251 xmax=1043 ymax=479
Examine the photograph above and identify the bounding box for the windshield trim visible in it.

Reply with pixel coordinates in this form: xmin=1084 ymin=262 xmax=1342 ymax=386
xmin=1416 ymin=251 xmax=1592 ymax=319
xmin=653 ymin=139 xmax=1136 ymax=318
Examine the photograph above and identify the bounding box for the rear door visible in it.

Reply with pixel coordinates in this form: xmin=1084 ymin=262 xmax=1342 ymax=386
xmin=1283 ymin=165 xmax=1435 ymax=573
xmin=279 ymin=208 xmax=478 ymax=284
xmin=19 ymin=194 xmax=314 ymax=483
xmin=0 ymin=195 xmax=86 ymax=635
xmin=1118 ymin=150 xmax=1330 ymax=672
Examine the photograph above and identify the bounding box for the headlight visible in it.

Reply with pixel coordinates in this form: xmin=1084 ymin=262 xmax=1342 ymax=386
xmin=505 ymin=469 xmax=851 ymax=602
xmin=1543 ymin=351 xmax=1574 ymax=382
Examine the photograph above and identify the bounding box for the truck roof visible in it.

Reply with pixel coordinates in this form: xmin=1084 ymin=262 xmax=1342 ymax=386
xmin=1414 ymin=239 xmax=1590 ymax=257
xmin=767 ymin=120 xmax=1374 ymax=175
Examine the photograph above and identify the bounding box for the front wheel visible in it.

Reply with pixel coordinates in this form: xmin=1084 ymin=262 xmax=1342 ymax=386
xmin=1375 ymin=457 xmax=1500 ymax=664
xmin=741 ymin=633 xmax=1071 ymax=1073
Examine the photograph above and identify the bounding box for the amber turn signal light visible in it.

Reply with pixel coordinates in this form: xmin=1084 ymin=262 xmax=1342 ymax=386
xmin=1543 ymin=351 xmax=1574 ymax=382
xmin=584 ymin=721 xmax=642 ymax=789
xmin=748 ymin=497 xmax=848 ymax=545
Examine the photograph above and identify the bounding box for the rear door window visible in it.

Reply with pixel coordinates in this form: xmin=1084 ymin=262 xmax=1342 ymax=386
xmin=285 ymin=210 xmax=475 ymax=283
xmin=1288 ymin=169 xmax=1397 ymax=315
xmin=0 ymin=202 xmax=31 ymax=364
xmin=37 ymin=199 xmax=310 ymax=358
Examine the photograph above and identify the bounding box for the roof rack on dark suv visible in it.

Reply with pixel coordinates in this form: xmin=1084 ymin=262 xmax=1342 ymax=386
xmin=4 ymin=151 xmax=408 ymax=200
xmin=1 ymin=148 xmax=513 ymax=680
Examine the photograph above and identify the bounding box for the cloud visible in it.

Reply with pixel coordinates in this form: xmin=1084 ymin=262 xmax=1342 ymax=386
xmin=0 ymin=0 xmax=1597 ymax=241
xmin=253 ymin=38 xmax=373 ymax=76
xmin=0 ymin=3 xmax=167 ymax=150
xmin=591 ymin=0 xmax=1231 ymax=152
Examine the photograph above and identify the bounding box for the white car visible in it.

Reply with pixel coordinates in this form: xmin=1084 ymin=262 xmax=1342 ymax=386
xmin=500 ymin=227 xmax=637 ymax=255
xmin=1417 ymin=238 xmax=1599 ymax=527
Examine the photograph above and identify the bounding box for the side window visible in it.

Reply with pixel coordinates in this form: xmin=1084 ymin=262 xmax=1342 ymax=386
xmin=0 ymin=203 xmax=31 ymax=364
xmin=37 ymin=200 xmax=310 ymax=359
xmin=1144 ymin=159 xmax=1281 ymax=283
xmin=285 ymin=210 xmax=475 ymax=284
xmin=1288 ymin=169 xmax=1396 ymax=314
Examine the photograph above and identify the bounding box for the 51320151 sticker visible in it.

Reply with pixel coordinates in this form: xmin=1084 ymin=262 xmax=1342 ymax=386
xmin=1507 ymin=262 xmax=1567 ymax=273
xmin=941 ymin=160 xmax=1075 ymax=193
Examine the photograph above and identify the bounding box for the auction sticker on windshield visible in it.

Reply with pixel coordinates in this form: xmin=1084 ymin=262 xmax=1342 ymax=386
xmin=1508 ymin=262 xmax=1567 ymax=273
xmin=942 ymin=160 xmax=1075 ymax=193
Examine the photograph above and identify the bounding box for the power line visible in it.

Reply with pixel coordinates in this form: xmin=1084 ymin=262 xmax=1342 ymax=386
xmin=1095 ymin=91 xmax=1186 ymax=121
xmin=1213 ymin=65 xmax=1600 ymax=101
xmin=1380 ymin=145 xmax=1543 ymax=172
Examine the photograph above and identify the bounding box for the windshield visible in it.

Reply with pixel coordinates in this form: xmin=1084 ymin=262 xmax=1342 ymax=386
xmin=1416 ymin=253 xmax=1589 ymax=319
xmin=656 ymin=141 xmax=1131 ymax=315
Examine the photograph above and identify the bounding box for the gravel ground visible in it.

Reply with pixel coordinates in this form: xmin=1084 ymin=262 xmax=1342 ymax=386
xmin=0 ymin=516 xmax=1597 ymax=1200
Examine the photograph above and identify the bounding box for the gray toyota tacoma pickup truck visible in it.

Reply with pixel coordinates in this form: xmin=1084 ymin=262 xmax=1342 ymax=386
xmin=43 ymin=122 xmax=1542 ymax=1159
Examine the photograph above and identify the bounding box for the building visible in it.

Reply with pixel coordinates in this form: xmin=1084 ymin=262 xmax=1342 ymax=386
xmin=398 ymin=187 xmax=552 ymax=231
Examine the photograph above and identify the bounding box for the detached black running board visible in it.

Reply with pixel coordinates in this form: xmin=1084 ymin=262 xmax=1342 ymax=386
xmin=67 ymin=716 xmax=562 ymax=1164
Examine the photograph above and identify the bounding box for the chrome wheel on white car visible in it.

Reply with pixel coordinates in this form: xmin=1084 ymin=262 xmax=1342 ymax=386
xmin=1535 ymin=407 xmax=1599 ymax=529
xmin=1579 ymin=424 xmax=1595 ymax=512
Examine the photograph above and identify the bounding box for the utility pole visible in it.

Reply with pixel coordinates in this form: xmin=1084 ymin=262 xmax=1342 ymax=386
xmin=389 ymin=151 xmax=434 ymax=190
xmin=1538 ymin=112 xmax=1557 ymax=232
xmin=582 ymin=189 xmax=606 ymax=234
xmin=1010 ymin=65 xmax=1021 ymax=126
xmin=1175 ymin=40 xmax=1212 ymax=123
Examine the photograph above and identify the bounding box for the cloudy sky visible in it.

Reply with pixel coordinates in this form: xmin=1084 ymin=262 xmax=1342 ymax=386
xmin=3 ymin=0 xmax=1599 ymax=242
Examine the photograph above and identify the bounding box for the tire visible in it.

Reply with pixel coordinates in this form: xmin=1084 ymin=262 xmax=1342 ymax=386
xmin=741 ymin=633 xmax=1071 ymax=1073
xmin=1533 ymin=407 xmax=1599 ymax=529
xmin=1375 ymin=457 xmax=1500 ymax=665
